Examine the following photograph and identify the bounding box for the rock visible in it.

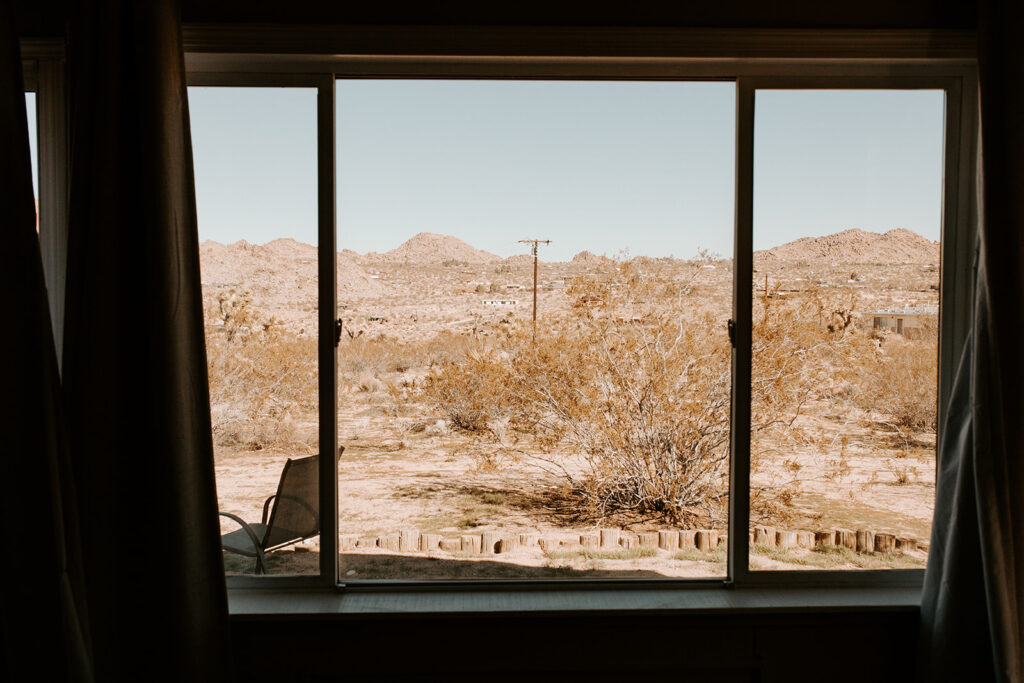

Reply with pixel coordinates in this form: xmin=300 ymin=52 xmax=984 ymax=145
xmin=658 ymin=530 xmax=680 ymax=551
xmin=400 ymin=529 xmax=421 ymax=552
xmin=835 ymin=528 xmax=857 ymax=550
xmin=497 ymin=536 xmax=520 ymax=553
xmin=895 ymin=537 xmax=918 ymax=553
xmin=776 ymin=530 xmax=798 ymax=549
xmin=696 ymin=530 xmax=719 ymax=551
xmin=754 ymin=525 xmax=776 ymax=547
xmin=461 ymin=535 xmax=482 ymax=554
xmin=638 ymin=532 xmax=659 ymax=549
xmin=420 ymin=533 xmax=441 ymax=551
xmin=874 ymin=533 xmax=896 ymax=554
xmin=600 ymin=529 xmax=620 ymax=548
xmin=856 ymin=529 xmax=876 ymax=553
xmin=480 ymin=531 xmax=500 ymax=554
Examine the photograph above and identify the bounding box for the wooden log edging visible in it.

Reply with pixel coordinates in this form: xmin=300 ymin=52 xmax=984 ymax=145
xmin=339 ymin=527 xmax=928 ymax=556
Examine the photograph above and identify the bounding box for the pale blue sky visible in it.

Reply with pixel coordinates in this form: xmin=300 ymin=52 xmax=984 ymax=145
xmin=188 ymin=83 xmax=945 ymax=261
xmin=25 ymin=93 xmax=37 ymax=196
xmin=754 ymin=89 xmax=944 ymax=251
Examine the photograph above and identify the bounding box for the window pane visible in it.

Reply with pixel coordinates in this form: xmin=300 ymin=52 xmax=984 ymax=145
xmin=191 ymin=87 xmax=321 ymax=577
xmin=337 ymin=80 xmax=734 ymax=580
xmin=749 ymin=89 xmax=943 ymax=571
xmin=25 ymin=92 xmax=37 ymax=222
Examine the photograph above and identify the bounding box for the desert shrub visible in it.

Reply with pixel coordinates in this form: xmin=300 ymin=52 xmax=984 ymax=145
xmin=204 ymin=289 xmax=318 ymax=451
xmin=338 ymin=336 xmax=420 ymax=377
xmin=422 ymin=343 xmax=513 ymax=433
xmin=501 ymin=309 xmax=733 ymax=526
xmin=857 ymin=332 xmax=938 ymax=431
xmin=425 ymin=260 xmax=828 ymax=526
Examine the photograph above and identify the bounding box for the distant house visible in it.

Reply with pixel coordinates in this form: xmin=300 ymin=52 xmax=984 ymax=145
xmin=482 ymin=299 xmax=518 ymax=306
xmin=869 ymin=306 xmax=938 ymax=339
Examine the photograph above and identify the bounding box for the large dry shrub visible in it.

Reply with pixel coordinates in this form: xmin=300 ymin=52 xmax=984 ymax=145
xmin=424 ymin=260 xmax=832 ymax=525
xmin=858 ymin=331 xmax=938 ymax=432
xmin=205 ymin=289 xmax=318 ymax=451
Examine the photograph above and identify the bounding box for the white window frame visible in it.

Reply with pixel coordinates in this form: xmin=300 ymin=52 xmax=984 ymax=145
xmin=24 ymin=27 xmax=973 ymax=609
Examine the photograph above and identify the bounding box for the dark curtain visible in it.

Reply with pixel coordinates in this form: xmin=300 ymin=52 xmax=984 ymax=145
xmin=0 ymin=1 xmax=92 ymax=680
xmin=60 ymin=0 xmax=231 ymax=680
xmin=920 ymin=1 xmax=1024 ymax=681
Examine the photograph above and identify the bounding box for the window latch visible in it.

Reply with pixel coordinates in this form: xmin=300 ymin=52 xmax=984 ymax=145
xmin=727 ymin=319 xmax=736 ymax=347
xmin=335 ymin=318 xmax=343 ymax=347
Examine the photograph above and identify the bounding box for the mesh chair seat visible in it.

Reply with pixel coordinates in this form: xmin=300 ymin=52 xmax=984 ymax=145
xmin=221 ymin=523 xmax=268 ymax=557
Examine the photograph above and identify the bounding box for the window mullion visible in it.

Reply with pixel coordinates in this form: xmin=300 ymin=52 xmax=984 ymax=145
xmin=318 ymin=74 xmax=339 ymax=586
xmin=728 ymin=77 xmax=755 ymax=586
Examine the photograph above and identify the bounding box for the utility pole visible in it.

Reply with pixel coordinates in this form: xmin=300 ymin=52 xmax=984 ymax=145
xmin=519 ymin=239 xmax=551 ymax=342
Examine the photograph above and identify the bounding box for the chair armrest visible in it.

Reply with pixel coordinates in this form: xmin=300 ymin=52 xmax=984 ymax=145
xmin=261 ymin=495 xmax=277 ymax=526
xmin=219 ymin=511 xmax=265 ymax=551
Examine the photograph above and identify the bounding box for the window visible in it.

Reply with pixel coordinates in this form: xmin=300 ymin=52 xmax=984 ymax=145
xmin=336 ymin=79 xmax=735 ymax=580
xmin=185 ymin=53 xmax=974 ymax=593
xmin=748 ymin=88 xmax=944 ymax=573
xmin=190 ymin=85 xmax=323 ymax=577
xmin=22 ymin=48 xmax=69 ymax=359
xmin=25 ymin=91 xmax=38 ymax=209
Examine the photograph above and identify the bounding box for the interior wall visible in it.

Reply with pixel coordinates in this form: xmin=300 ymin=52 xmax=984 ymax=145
xmin=178 ymin=0 xmax=977 ymax=29
xmin=231 ymin=610 xmax=918 ymax=682
xmin=15 ymin=0 xmax=978 ymax=38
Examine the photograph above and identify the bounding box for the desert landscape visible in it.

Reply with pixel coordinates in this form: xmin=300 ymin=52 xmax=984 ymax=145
xmin=203 ymin=227 xmax=939 ymax=578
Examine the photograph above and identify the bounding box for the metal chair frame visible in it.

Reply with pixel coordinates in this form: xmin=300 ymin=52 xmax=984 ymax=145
xmin=219 ymin=454 xmax=322 ymax=574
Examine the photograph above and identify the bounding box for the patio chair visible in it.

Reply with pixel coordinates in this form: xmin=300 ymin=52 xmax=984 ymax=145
xmin=219 ymin=452 xmax=326 ymax=574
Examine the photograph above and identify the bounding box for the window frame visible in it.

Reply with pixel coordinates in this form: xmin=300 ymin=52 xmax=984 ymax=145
xmin=182 ymin=36 xmax=978 ymax=601
xmin=731 ymin=74 xmax=972 ymax=587
xmin=21 ymin=40 xmax=69 ymax=367
xmin=187 ymin=73 xmax=341 ymax=589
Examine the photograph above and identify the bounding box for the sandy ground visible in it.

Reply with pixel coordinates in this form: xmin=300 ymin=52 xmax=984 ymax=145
xmin=216 ymin=384 xmax=934 ymax=578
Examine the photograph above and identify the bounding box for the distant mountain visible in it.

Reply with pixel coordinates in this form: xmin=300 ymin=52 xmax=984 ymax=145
xmin=367 ymin=232 xmax=501 ymax=264
xmin=199 ymin=238 xmax=385 ymax=319
xmin=571 ymin=250 xmax=613 ymax=265
xmin=756 ymin=228 xmax=939 ymax=264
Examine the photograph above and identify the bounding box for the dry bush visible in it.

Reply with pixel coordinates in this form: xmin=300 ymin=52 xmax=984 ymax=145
xmin=422 ymin=343 xmax=513 ymax=433
xmin=885 ymin=458 xmax=919 ymax=485
xmin=425 ymin=259 xmax=830 ymax=526
xmin=338 ymin=335 xmax=416 ymax=377
xmin=205 ymin=289 xmax=318 ymax=451
xmin=338 ymin=330 xmax=480 ymax=380
xmin=857 ymin=331 xmax=938 ymax=432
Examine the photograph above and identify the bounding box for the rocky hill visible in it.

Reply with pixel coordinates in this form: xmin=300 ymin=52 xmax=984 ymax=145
xmin=366 ymin=232 xmax=501 ymax=264
xmin=756 ymin=228 xmax=939 ymax=264
xmin=571 ymin=250 xmax=613 ymax=265
xmin=200 ymin=238 xmax=385 ymax=325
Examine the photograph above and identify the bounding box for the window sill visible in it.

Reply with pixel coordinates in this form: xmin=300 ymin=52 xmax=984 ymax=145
xmin=227 ymin=583 xmax=920 ymax=619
